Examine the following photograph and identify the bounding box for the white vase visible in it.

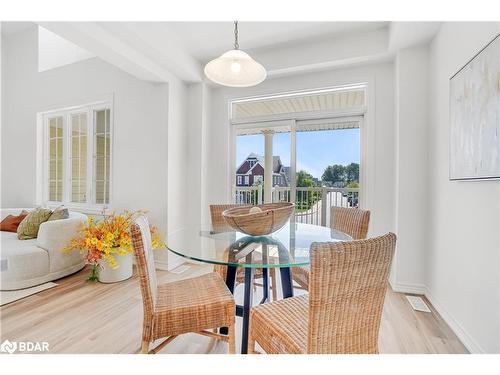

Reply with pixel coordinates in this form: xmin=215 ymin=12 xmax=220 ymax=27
xmin=98 ymin=252 xmax=133 ymax=283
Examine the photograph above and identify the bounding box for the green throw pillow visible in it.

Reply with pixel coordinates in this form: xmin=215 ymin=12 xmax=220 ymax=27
xmin=17 ymin=208 xmax=53 ymax=240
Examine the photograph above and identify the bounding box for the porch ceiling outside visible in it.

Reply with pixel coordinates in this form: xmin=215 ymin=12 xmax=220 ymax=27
xmin=231 ymin=87 xmax=365 ymax=119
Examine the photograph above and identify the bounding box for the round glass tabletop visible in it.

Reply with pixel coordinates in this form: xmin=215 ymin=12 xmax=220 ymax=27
xmin=166 ymin=220 xmax=352 ymax=268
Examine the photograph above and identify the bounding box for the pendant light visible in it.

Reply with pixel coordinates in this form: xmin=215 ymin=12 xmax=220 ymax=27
xmin=204 ymin=21 xmax=267 ymax=87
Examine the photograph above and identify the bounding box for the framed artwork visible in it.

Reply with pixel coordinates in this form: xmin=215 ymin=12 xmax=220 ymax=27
xmin=449 ymin=33 xmax=500 ymax=181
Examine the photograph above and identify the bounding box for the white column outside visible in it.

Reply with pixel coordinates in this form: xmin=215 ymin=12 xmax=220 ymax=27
xmin=262 ymin=130 xmax=274 ymax=203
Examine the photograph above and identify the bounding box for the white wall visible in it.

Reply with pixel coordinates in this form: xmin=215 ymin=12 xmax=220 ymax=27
xmin=185 ymin=82 xmax=211 ymax=228
xmin=392 ymin=44 xmax=429 ymax=291
xmin=427 ymin=22 xmax=500 ymax=353
xmin=38 ymin=26 xmax=94 ymax=72
xmin=1 ymin=26 xmax=171 ymax=254
xmin=165 ymin=78 xmax=188 ymax=235
xmin=204 ymin=63 xmax=395 ymax=237
xmin=160 ymin=78 xmax=189 ymax=270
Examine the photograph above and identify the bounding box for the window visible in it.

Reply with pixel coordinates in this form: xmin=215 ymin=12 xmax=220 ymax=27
xmin=237 ymin=175 xmax=242 ymax=185
xmin=48 ymin=116 xmax=63 ymax=202
xmin=41 ymin=101 xmax=112 ymax=210
xmin=70 ymin=113 xmax=87 ymax=203
xmin=244 ymin=176 xmax=249 ymax=185
xmin=94 ymin=109 xmax=111 ymax=204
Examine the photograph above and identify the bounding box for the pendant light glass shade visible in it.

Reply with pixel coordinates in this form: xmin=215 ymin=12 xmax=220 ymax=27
xmin=204 ymin=49 xmax=266 ymax=87
xmin=204 ymin=22 xmax=267 ymax=87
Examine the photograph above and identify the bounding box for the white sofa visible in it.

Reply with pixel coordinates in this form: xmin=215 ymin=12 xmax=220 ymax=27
xmin=0 ymin=208 xmax=87 ymax=290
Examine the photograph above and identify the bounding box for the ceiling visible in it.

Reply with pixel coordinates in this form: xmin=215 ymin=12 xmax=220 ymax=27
xmin=145 ymin=21 xmax=389 ymax=62
xmin=8 ymin=21 xmax=441 ymax=84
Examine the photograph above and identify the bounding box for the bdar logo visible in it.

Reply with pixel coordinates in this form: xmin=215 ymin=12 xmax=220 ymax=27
xmin=0 ymin=340 xmax=17 ymax=354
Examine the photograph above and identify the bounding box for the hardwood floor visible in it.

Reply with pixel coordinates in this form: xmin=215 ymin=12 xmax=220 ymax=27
xmin=0 ymin=264 xmax=468 ymax=354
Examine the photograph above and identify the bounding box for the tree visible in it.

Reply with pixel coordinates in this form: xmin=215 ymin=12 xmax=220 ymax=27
xmin=322 ymin=165 xmax=345 ymax=184
xmin=345 ymin=163 xmax=359 ymax=183
xmin=295 ymin=170 xmax=319 ymax=211
xmin=296 ymin=170 xmax=314 ymax=187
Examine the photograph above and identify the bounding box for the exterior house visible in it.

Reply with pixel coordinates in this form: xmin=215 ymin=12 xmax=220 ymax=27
xmin=236 ymin=153 xmax=289 ymax=187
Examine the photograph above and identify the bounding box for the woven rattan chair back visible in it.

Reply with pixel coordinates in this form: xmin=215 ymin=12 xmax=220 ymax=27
xmin=210 ymin=204 xmax=247 ymax=233
xmin=307 ymin=233 xmax=396 ymax=354
xmin=209 ymin=204 xmax=243 ymax=279
xmin=330 ymin=206 xmax=370 ymax=240
xmin=131 ymin=215 xmax=158 ymax=313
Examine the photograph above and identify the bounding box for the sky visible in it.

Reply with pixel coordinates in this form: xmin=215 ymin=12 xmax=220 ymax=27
xmin=236 ymin=128 xmax=360 ymax=179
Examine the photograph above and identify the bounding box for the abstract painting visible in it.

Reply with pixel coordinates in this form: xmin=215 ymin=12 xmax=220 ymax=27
xmin=450 ymin=34 xmax=500 ymax=180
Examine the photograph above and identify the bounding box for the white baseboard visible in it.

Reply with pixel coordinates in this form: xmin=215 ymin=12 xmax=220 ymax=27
xmin=154 ymin=249 xmax=187 ymax=271
xmin=167 ymin=252 xmax=186 ymax=271
xmin=389 ymin=280 xmax=427 ymax=295
xmin=154 ymin=260 xmax=170 ymax=271
xmin=424 ymin=287 xmax=484 ymax=354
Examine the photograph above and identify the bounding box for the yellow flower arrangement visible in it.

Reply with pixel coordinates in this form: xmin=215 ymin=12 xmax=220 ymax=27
xmin=64 ymin=210 xmax=164 ymax=281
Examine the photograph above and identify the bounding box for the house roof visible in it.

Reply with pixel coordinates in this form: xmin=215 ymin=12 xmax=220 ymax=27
xmin=273 ymin=156 xmax=282 ymax=173
xmin=237 ymin=153 xmax=288 ymax=175
xmin=282 ymin=166 xmax=291 ymax=183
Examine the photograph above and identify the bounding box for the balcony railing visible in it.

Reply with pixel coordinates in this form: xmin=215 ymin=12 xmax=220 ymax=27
xmin=233 ymin=185 xmax=360 ymax=227
xmin=234 ymin=185 xmax=264 ymax=205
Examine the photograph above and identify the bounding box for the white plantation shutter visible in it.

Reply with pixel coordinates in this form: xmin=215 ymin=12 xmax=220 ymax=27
xmin=70 ymin=112 xmax=88 ymax=203
xmin=94 ymin=109 xmax=111 ymax=204
xmin=48 ymin=116 xmax=64 ymax=202
xmin=43 ymin=101 xmax=112 ymax=209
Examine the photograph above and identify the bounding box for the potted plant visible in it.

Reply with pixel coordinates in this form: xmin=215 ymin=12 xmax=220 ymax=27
xmin=64 ymin=210 xmax=164 ymax=283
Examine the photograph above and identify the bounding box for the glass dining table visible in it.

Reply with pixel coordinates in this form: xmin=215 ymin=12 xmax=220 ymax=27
xmin=166 ymin=218 xmax=352 ymax=353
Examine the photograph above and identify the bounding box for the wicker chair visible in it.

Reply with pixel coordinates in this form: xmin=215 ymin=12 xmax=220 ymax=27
xmin=329 ymin=206 xmax=371 ymax=240
xmin=292 ymin=206 xmax=371 ymax=290
xmin=210 ymin=204 xmax=277 ymax=301
xmin=248 ymin=232 xmax=396 ymax=354
xmin=131 ymin=214 xmax=236 ymax=354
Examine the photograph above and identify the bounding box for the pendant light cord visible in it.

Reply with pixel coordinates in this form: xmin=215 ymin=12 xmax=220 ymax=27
xmin=234 ymin=21 xmax=239 ymax=50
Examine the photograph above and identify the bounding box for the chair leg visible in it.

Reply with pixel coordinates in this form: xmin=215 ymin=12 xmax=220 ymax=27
xmin=270 ymin=268 xmax=277 ymax=301
xmin=228 ymin=323 xmax=236 ymax=354
xmin=140 ymin=341 xmax=149 ymax=354
xmin=248 ymin=332 xmax=256 ymax=354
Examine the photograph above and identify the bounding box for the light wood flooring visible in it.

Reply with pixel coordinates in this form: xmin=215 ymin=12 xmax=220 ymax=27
xmin=0 ymin=264 xmax=468 ymax=354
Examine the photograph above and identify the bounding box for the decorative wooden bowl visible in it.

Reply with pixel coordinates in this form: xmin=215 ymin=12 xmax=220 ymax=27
xmin=222 ymin=202 xmax=295 ymax=236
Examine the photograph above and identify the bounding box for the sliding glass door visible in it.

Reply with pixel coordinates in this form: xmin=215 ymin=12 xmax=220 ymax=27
xmin=295 ymin=120 xmax=361 ymax=225
xmin=232 ymin=117 xmax=361 ymax=226
xmin=230 ymin=84 xmax=365 ymax=225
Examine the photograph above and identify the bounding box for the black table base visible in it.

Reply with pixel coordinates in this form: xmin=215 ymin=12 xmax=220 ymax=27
xmin=222 ymin=265 xmax=294 ymax=354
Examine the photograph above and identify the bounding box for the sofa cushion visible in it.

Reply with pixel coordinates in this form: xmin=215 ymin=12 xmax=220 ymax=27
xmin=47 ymin=206 xmax=69 ymax=221
xmin=0 ymin=213 xmax=28 ymax=232
xmin=17 ymin=208 xmax=53 ymax=240
xmin=0 ymin=232 xmax=50 ymax=281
